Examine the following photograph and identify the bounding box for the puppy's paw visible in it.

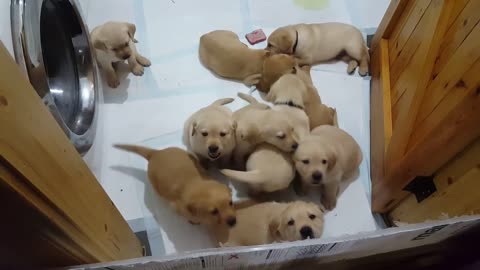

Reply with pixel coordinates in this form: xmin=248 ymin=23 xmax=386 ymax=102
xmin=243 ymin=74 xmax=262 ymax=86
xmin=107 ymin=76 xmax=120 ymax=88
xmin=137 ymin=56 xmax=151 ymax=67
xmin=321 ymin=196 xmax=337 ymax=211
xmin=358 ymin=66 xmax=369 ymax=77
xmin=347 ymin=60 xmax=358 ymax=74
xmin=131 ymin=65 xmax=145 ymax=76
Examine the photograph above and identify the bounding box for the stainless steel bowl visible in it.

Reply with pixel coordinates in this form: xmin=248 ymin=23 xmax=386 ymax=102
xmin=11 ymin=0 xmax=98 ymax=155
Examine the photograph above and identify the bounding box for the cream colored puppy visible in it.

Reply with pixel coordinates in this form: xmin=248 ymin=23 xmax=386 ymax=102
xmin=220 ymin=144 xmax=295 ymax=194
xmin=266 ymin=73 xmax=310 ymax=140
xmin=294 ymin=125 xmax=363 ymax=210
xmin=216 ymin=201 xmax=324 ymax=247
xmin=199 ymin=30 xmax=270 ymax=86
xmin=91 ymin=21 xmax=151 ymax=88
xmin=183 ymin=98 xmax=237 ymax=168
xmin=233 ymin=93 xmax=299 ymax=168
xmin=267 ymin=22 xmax=369 ymax=76
xmin=114 ymin=145 xmax=237 ymax=227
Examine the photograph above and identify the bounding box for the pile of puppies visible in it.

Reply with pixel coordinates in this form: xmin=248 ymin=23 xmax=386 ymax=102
xmin=95 ymin=21 xmax=368 ymax=247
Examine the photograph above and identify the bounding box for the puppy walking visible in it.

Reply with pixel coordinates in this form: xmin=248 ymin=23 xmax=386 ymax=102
xmin=114 ymin=145 xmax=237 ymax=227
xmin=91 ymin=21 xmax=151 ymax=88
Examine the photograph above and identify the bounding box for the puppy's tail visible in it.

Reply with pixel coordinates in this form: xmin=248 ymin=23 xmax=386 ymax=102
xmin=220 ymin=169 xmax=267 ymax=184
xmin=237 ymin=92 xmax=259 ymax=104
xmin=114 ymin=144 xmax=155 ymax=160
xmin=211 ymin=98 xmax=234 ymax=106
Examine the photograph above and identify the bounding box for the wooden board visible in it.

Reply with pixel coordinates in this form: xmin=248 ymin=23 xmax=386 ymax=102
xmin=389 ymin=139 xmax=480 ymax=224
xmin=370 ymin=0 xmax=409 ymax=51
xmin=0 ymin=43 xmax=142 ymax=267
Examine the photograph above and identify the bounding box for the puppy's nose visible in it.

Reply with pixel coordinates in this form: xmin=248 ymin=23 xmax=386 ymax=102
xmin=312 ymin=171 xmax=322 ymax=183
xmin=226 ymin=216 xmax=237 ymax=227
xmin=292 ymin=143 xmax=298 ymax=150
xmin=300 ymin=226 xmax=314 ymax=239
xmin=208 ymin=145 xmax=219 ymax=153
xmin=122 ymin=54 xmax=130 ymax=60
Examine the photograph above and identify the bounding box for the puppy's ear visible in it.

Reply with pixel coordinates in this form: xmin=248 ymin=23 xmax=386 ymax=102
xmin=190 ymin=122 xmax=197 ymax=136
xmin=93 ymin=39 xmax=107 ymax=50
xmin=281 ymin=35 xmax=294 ymax=54
xmin=265 ymin=89 xmax=276 ymax=102
xmin=125 ymin=23 xmax=138 ymax=43
xmin=327 ymin=152 xmax=337 ymax=171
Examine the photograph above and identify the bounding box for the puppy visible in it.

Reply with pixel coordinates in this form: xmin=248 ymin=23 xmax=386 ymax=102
xmin=293 ymin=125 xmax=363 ymax=210
xmin=220 ymin=143 xmax=295 ymax=194
xmin=233 ymin=93 xmax=299 ymax=168
xmin=266 ymin=73 xmax=310 ymax=139
xmin=183 ymin=98 xmax=237 ymax=168
xmin=114 ymin=145 xmax=236 ymax=227
xmin=296 ymin=65 xmax=337 ymax=128
xmin=91 ymin=21 xmax=151 ymax=88
xmin=267 ymin=22 xmax=369 ymax=76
xmin=256 ymin=53 xmax=297 ymax=92
xmin=216 ymin=201 xmax=324 ymax=247
xmin=199 ymin=30 xmax=270 ymax=86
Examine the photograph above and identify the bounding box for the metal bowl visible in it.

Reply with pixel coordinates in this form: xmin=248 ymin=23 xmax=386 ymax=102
xmin=11 ymin=0 xmax=98 ymax=155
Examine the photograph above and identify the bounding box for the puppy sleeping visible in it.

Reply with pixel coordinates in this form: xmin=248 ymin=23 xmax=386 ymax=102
xmin=183 ymin=98 xmax=237 ymax=168
xmin=267 ymin=22 xmax=369 ymax=76
xmin=114 ymin=145 xmax=237 ymax=227
xmin=233 ymin=93 xmax=299 ymax=168
xmin=215 ymin=201 xmax=324 ymax=247
xmin=220 ymin=143 xmax=295 ymax=194
xmin=91 ymin=21 xmax=151 ymax=88
xmin=199 ymin=30 xmax=270 ymax=86
xmin=293 ymin=125 xmax=362 ymax=210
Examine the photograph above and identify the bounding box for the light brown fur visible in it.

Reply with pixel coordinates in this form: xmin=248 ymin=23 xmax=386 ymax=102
xmin=199 ymin=30 xmax=270 ymax=86
xmin=256 ymin=54 xmax=297 ymax=92
xmin=114 ymin=145 xmax=237 ymax=227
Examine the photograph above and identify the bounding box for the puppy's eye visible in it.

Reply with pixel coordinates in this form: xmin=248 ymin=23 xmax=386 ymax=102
xmin=309 ymin=214 xmax=316 ymax=220
xmin=302 ymin=159 xmax=309 ymax=165
xmin=229 ymin=201 xmax=233 ymax=206
xmin=211 ymin=208 xmax=219 ymax=215
xmin=277 ymin=133 xmax=286 ymax=139
xmin=220 ymin=132 xmax=227 ymax=137
xmin=267 ymin=43 xmax=272 ymax=48
xmin=202 ymin=132 xmax=208 ymax=137
xmin=322 ymin=159 xmax=327 ymax=165
xmin=287 ymin=219 xmax=295 ymax=226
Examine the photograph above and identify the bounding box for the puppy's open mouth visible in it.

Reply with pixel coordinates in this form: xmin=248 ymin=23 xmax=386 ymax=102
xmin=208 ymin=152 xmax=221 ymax=160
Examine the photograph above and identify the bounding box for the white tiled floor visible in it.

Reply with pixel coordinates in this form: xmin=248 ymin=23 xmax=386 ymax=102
xmin=80 ymin=0 xmax=389 ymax=256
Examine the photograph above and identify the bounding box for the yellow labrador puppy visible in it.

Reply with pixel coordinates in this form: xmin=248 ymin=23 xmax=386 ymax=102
xmin=199 ymin=30 xmax=270 ymax=86
xmin=114 ymin=145 xmax=237 ymax=227
xmin=267 ymin=22 xmax=369 ymax=76
xmin=91 ymin=21 xmax=151 ymax=88
xmin=256 ymin=53 xmax=297 ymax=93
xmin=216 ymin=201 xmax=324 ymax=247
xmin=220 ymin=143 xmax=295 ymax=194
xmin=183 ymin=98 xmax=237 ymax=168
xmin=233 ymin=93 xmax=299 ymax=168
xmin=293 ymin=125 xmax=363 ymax=210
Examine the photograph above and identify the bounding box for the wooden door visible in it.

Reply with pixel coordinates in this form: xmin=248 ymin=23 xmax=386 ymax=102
xmin=370 ymin=0 xmax=480 ymax=213
xmin=0 ymin=42 xmax=142 ymax=268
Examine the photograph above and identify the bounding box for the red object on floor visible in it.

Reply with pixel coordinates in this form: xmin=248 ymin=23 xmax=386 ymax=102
xmin=245 ymin=29 xmax=266 ymax=45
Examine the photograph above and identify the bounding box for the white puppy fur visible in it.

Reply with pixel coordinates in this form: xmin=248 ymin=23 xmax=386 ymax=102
xmin=91 ymin=21 xmax=151 ymax=88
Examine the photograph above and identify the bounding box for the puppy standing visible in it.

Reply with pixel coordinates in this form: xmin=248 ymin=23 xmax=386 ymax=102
xmin=199 ymin=30 xmax=270 ymax=86
xmin=233 ymin=93 xmax=299 ymax=168
xmin=215 ymin=201 xmax=324 ymax=247
xmin=267 ymin=22 xmax=369 ymax=76
xmin=293 ymin=125 xmax=362 ymax=210
xmin=183 ymin=98 xmax=237 ymax=168
xmin=114 ymin=145 xmax=237 ymax=227
xmin=91 ymin=21 xmax=151 ymax=88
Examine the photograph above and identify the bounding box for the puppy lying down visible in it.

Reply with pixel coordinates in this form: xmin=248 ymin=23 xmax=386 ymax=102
xmin=91 ymin=21 xmax=151 ymax=88
xmin=214 ymin=201 xmax=324 ymax=247
xmin=294 ymin=125 xmax=362 ymax=210
xmin=114 ymin=145 xmax=237 ymax=227
xmin=199 ymin=30 xmax=270 ymax=86
xmin=267 ymin=22 xmax=369 ymax=76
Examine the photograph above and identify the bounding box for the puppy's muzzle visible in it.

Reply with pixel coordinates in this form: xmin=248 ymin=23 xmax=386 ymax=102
xmin=311 ymin=171 xmax=323 ymax=184
xmin=226 ymin=216 xmax=237 ymax=227
xmin=122 ymin=54 xmax=131 ymax=60
xmin=208 ymin=145 xmax=221 ymax=160
xmin=300 ymin=226 xmax=314 ymax=239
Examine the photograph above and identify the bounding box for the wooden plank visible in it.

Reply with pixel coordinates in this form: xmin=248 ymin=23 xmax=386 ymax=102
xmin=372 ymin=85 xmax=480 ymax=213
xmin=415 ymin=25 xmax=480 ymax=127
xmin=385 ymin=0 xmax=455 ymax=172
xmin=410 ymin=58 xmax=480 ymax=147
xmin=389 ymin=138 xmax=480 ymax=224
xmin=371 ymin=0 xmax=410 ymax=51
xmin=445 ymin=0 xmax=471 ymax=31
xmin=389 ymin=0 xmax=433 ymax=68
xmin=370 ymin=39 xmax=393 ymax=185
xmin=0 ymin=43 xmax=142 ymax=266
xmin=432 ymin=0 xmax=480 ymax=78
